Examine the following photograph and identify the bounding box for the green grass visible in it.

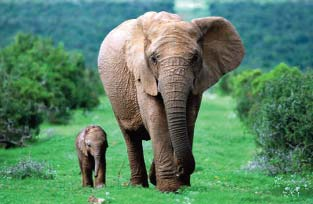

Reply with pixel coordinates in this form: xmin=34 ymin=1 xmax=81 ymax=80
xmin=0 ymin=95 xmax=312 ymax=204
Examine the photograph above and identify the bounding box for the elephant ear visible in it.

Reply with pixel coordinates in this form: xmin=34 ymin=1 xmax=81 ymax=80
xmin=192 ymin=17 xmax=244 ymax=94
xmin=78 ymin=129 xmax=88 ymax=156
xmin=126 ymin=16 xmax=158 ymax=96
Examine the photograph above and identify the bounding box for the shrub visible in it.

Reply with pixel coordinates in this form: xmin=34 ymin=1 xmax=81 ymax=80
xmin=231 ymin=69 xmax=262 ymax=121
xmin=1 ymin=158 xmax=56 ymax=179
xmin=251 ymin=72 xmax=313 ymax=173
xmin=233 ymin=64 xmax=312 ymax=173
xmin=216 ymin=72 xmax=237 ymax=95
xmin=0 ymin=33 xmax=99 ymax=147
xmin=232 ymin=63 xmax=301 ymax=122
xmin=251 ymin=63 xmax=301 ymax=95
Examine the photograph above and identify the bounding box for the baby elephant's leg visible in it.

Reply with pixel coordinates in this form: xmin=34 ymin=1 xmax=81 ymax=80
xmin=82 ymin=157 xmax=93 ymax=187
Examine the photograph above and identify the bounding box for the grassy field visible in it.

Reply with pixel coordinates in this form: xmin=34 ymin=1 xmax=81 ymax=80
xmin=0 ymin=95 xmax=312 ymax=204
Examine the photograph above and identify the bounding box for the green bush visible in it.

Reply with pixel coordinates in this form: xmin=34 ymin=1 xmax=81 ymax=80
xmin=251 ymin=72 xmax=313 ymax=174
xmin=1 ymin=158 xmax=56 ymax=179
xmin=215 ymin=72 xmax=237 ymax=96
xmin=0 ymin=33 xmax=99 ymax=146
xmin=231 ymin=63 xmax=301 ymax=122
xmin=251 ymin=63 xmax=301 ymax=95
xmin=231 ymin=64 xmax=312 ymax=173
xmin=231 ymin=69 xmax=262 ymax=121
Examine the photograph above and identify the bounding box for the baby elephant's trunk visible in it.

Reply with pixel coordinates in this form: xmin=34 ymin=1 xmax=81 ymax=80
xmin=94 ymin=155 xmax=101 ymax=177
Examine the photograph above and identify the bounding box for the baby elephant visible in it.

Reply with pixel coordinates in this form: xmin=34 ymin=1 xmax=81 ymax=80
xmin=75 ymin=125 xmax=108 ymax=188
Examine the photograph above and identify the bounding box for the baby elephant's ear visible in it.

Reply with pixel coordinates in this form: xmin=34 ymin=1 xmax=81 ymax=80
xmin=78 ymin=129 xmax=88 ymax=156
xmin=192 ymin=17 xmax=244 ymax=94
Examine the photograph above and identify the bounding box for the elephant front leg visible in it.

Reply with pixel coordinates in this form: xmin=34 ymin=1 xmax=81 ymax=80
xmin=141 ymin=97 xmax=183 ymax=191
xmin=152 ymin=135 xmax=183 ymax=192
xmin=81 ymin=161 xmax=93 ymax=187
xmin=121 ymin=127 xmax=149 ymax=187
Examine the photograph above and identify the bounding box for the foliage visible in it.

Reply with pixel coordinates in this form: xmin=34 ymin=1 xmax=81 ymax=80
xmin=1 ymin=1 xmax=311 ymax=70
xmin=251 ymin=63 xmax=301 ymax=95
xmin=231 ymin=69 xmax=262 ymax=121
xmin=210 ymin=1 xmax=313 ymax=69
xmin=251 ymin=72 xmax=313 ymax=174
xmin=215 ymin=72 xmax=237 ymax=96
xmin=0 ymin=33 xmax=99 ymax=146
xmin=230 ymin=63 xmax=301 ymax=122
xmin=0 ymin=1 xmax=174 ymax=67
xmin=1 ymin=157 xmax=56 ymax=179
xmin=229 ymin=63 xmax=313 ymax=174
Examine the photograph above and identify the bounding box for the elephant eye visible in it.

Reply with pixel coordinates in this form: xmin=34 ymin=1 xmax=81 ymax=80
xmin=86 ymin=141 xmax=91 ymax=147
xmin=190 ymin=52 xmax=199 ymax=63
xmin=150 ymin=53 xmax=158 ymax=65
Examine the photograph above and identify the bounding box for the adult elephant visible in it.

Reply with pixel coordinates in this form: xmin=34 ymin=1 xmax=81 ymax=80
xmin=98 ymin=11 xmax=244 ymax=192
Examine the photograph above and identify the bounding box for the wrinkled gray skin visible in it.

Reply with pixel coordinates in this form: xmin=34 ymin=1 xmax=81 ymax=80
xmin=76 ymin=125 xmax=108 ymax=188
xmin=98 ymin=11 xmax=244 ymax=192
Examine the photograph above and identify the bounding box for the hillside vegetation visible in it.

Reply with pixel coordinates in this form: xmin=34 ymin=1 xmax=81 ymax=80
xmin=0 ymin=1 xmax=174 ymax=67
xmin=0 ymin=1 xmax=312 ymax=69
xmin=210 ymin=1 xmax=313 ymax=69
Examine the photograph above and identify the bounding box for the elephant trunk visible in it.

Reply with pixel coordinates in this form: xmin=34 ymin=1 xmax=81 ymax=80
xmin=159 ymin=60 xmax=195 ymax=176
xmin=94 ymin=155 xmax=101 ymax=177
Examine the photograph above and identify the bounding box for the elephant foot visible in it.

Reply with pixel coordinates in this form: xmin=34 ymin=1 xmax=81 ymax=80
xmin=82 ymin=179 xmax=94 ymax=187
xmin=130 ymin=176 xmax=149 ymax=188
xmin=156 ymin=178 xmax=184 ymax=192
xmin=180 ymin=174 xmax=191 ymax=186
xmin=94 ymin=181 xmax=105 ymax=188
xmin=95 ymin=184 xmax=104 ymax=188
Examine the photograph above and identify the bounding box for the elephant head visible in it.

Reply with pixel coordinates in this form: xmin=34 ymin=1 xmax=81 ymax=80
xmin=125 ymin=12 xmax=244 ymax=178
xmin=77 ymin=125 xmax=108 ymax=177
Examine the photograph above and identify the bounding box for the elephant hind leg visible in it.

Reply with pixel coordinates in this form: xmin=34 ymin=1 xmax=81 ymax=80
xmin=121 ymin=126 xmax=149 ymax=187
